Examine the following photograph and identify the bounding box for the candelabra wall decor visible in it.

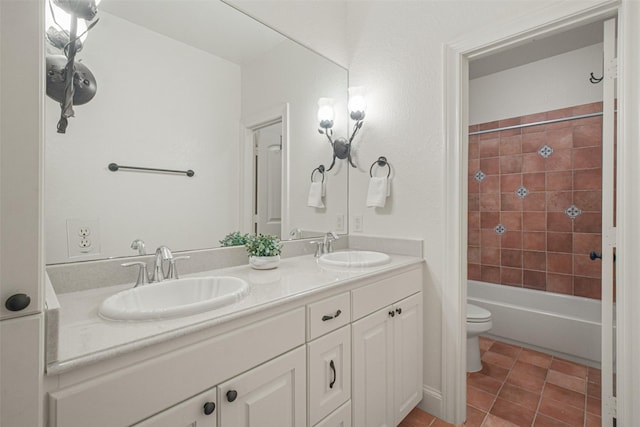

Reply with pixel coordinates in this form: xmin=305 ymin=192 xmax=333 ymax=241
xmin=317 ymin=87 xmax=366 ymax=171
xmin=45 ymin=0 xmax=100 ymax=133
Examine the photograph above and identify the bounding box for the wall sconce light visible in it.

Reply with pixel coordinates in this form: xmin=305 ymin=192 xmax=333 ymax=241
xmin=45 ymin=0 xmax=100 ymax=134
xmin=317 ymin=87 xmax=366 ymax=171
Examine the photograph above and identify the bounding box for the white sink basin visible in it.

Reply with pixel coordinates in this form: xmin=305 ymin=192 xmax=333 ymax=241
xmin=319 ymin=250 xmax=390 ymax=268
xmin=99 ymin=276 xmax=249 ymax=321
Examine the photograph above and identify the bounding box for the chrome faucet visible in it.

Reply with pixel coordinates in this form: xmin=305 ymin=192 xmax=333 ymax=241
xmin=152 ymin=246 xmax=174 ymax=282
xmin=122 ymin=246 xmax=190 ymax=287
xmin=130 ymin=238 xmax=146 ymax=255
xmin=323 ymin=231 xmax=339 ymax=254
xmin=311 ymin=231 xmax=340 ymax=257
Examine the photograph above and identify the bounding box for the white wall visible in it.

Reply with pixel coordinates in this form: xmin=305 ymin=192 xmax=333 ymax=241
xmin=470 ymin=43 xmax=604 ymax=124
xmin=45 ymin=12 xmax=241 ymax=264
xmin=242 ymin=40 xmax=349 ymax=236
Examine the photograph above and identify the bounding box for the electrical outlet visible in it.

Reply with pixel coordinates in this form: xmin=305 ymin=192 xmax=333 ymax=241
xmin=335 ymin=214 xmax=345 ymax=233
xmin=353 ymin=215 xmax=363 ymax=233
xmin=67 ymin=219 xmax=101 ymax=258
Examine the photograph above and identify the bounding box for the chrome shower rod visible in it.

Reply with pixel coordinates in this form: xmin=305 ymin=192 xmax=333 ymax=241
xmin=468 ymin=111 xmax=604 ymax=136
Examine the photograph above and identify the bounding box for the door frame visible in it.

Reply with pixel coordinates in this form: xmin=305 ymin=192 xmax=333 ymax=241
xmin=240 ymin=104 xmax=290 ymax=237
xmin=442 ymin=0 xmax=639 ymax=424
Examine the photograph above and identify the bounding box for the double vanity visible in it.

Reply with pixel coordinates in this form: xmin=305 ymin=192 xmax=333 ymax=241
xmin=44 ymin=239 xmax=424 ymax=427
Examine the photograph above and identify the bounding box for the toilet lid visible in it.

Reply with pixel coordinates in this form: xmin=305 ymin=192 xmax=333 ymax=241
xmin=467 ymin=304 xmax=491 ymax=323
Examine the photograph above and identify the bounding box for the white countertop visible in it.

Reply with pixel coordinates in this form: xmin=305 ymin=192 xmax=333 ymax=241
xmin=48 ymin=252 xmax=422 ymax=375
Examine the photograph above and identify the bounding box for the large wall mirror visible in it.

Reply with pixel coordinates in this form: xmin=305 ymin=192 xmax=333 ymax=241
xmin=44 ymin=0 xmax=349 ymax=264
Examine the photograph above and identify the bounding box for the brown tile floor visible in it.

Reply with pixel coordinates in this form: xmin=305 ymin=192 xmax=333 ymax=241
xmin=399 ymin=337 xmax=601 ymax=427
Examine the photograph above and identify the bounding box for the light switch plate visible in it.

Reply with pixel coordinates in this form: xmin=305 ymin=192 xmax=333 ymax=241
xmin=335 ymin=214 xmax=345 ymax=233
xmin=352 ymin=215 xmax=363 ymax=233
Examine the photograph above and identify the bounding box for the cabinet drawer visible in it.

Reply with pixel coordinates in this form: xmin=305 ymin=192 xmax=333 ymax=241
xmin=314 ymin=401 xmax=352 ymax=427
xmin=308 ymin=325 xmax=351 ymax=426
xmin=351 ymin=268 xmax=422 ymax=321
xmin=307 ymin=292 xmax=350 ymax=340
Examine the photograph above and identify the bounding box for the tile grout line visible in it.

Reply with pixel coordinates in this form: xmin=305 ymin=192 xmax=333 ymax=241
xmin=531 ymin=355 xmax=552 ymax=427
xmin=583 ymin=367 xmax=590 ymax=427
xmin=480 ymin=344 xmax=522 ymax=426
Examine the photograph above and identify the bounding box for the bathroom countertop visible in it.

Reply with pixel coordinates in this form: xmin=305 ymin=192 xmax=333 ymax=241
xmin=48 ymin=252 xmax=423 ymax=375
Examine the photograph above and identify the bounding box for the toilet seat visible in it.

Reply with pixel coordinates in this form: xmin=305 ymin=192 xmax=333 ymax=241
xmin=467 ymin=304 xmax=491 ymax=323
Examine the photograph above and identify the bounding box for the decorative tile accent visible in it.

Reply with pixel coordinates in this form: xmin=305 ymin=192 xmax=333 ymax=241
xmin=538 ymin=145 xmax=554 ymax=158
xmin=494 ymin=224 xmax=506 ymax=235
xmin=565 ymin=205 xmax=582 ymax=219
xmin=515 ymin=186 xmax=529 ymax=199
xmin=474 ymin=170 xmax=486 ymax=182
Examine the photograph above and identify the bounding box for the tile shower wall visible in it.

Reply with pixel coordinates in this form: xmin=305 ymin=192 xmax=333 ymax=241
xmin=468 ymin=102 xmax=603 ymax=300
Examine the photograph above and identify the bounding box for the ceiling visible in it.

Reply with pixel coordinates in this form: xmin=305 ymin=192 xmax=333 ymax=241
xmin=99 ymin=0 xmax=286 ymax=65
xmin=469 ymin=20 xmax=605 ymax=79
xmin=100 ymin=1 xmax=605 ymax=78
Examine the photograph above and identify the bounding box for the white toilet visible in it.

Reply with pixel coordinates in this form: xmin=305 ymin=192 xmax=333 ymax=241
xmin=466 ymin=303 xmax=493 ymax=372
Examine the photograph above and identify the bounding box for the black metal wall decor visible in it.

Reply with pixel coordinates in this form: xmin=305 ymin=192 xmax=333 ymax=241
xmin=45 ymin=0 xmax=100 ymax=134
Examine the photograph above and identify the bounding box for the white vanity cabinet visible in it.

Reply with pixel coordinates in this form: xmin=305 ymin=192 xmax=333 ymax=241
xmin=134 ymin=387 xmax=218 ymax=427
xmin=351 ymin=269 xmax=423 ymax=427
xmin=47 ymin=263 xmax=424 ymax=427
xmin=48 ymin=308 xmax=306 ymax=427
xmin=218 ymin=346 xmax=306 ymax=427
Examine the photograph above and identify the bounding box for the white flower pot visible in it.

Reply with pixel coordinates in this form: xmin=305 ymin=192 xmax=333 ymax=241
xmin=249 ymin=255 xmax=280 ymax=270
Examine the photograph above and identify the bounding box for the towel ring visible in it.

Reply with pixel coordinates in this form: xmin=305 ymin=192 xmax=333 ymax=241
xmin=311 ymin=165 xmax=325 ymax=183
xmin=369 ymin=156 xmax=391 ymax=178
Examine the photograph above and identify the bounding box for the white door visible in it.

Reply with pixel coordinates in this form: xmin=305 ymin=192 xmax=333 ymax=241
xmin=352 ymin=307 xmax=394 ymax=427
xmin=0 ymin=315 xmax=43 ymax=427
xmin=392 ymin=293 xmax=423 ymax=425
xmin=218 ymin=346 xmax=306 ymax=427
xmin=600 ymin=17 xmax=617 ymax=426
xmin=0 ymin=1 xmax=43 ymax=425
xmin=254 ymin=121 xmax=282 ymax=238
xmin=134 ymin=388 xmax=217 ymax=427
xmin=0 ymin=0 xmax=42 ymax=320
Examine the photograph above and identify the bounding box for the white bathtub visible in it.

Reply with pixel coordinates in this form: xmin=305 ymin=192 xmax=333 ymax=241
xmin=468 ymin=280 xmax=601 ymax=367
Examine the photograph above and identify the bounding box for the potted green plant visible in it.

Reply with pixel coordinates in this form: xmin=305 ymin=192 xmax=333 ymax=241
xmin=245 ymin=234 xmax=282 ymax=269
xmin=219 ymin=231 xmax=249 ymax=247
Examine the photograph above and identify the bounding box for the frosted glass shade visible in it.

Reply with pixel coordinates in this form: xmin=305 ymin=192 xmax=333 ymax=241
xmin=348 ymin=86 xmax=366 ymax=121
xmin=317 ymin=98 xmax=335 ymax=129
xmin=46 ymin=0 xmax=89 ymax=44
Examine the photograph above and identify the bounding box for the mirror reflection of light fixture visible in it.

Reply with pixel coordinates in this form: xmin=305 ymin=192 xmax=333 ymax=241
xmin=45 ymin=0 xmax=100 ymax=133
xmin=317 ymin=87 xmax=366 ymax=171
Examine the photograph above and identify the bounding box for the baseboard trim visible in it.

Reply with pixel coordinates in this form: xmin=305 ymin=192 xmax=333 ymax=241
xmin=417 ymin=384 xmax=442 ymax=419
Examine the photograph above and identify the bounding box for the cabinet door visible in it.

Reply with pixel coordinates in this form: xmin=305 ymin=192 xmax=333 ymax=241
xmin=218 ymin=346 xmax=306 ymax=427
xmin=308 ymin=325 xmax=351 ymax=425
xmin=134 ymin=388 xmax=217 ymax=427
xmin=0 ymin=315 xmax=42 ymax=427
xmin=314 ymin=401 xmax=351 ymax=427
xmin=0 ymin=0 xmax=43 ymax=321
xmin=392 ymin=293 xmax=423 ymax=425
xmin=352 ymin=307 xmax=394 ymax=427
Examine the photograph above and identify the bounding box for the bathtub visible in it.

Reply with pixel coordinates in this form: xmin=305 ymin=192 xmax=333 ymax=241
xmin=468 ymin=280 xmax=602 ymax=367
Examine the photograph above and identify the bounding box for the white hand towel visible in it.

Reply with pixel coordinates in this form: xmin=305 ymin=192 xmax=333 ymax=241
xmin=307 ymin=181 xmax=325 ymax=208
xmin=366 ymin=176 xmax=390 ymax=208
